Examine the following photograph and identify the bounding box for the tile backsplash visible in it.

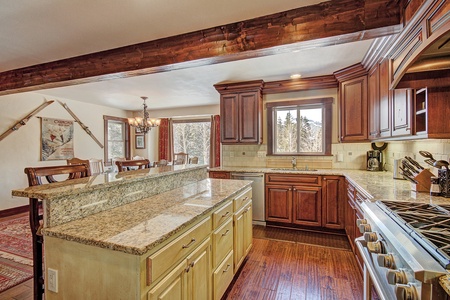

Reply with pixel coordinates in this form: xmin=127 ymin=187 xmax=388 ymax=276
xmin=222 ymin=139 xmax=450 ymax=171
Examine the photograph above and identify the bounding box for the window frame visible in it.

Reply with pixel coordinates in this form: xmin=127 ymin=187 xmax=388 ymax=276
xmin=172 ymin=117 xmax=212 ymax=165
xmin=103 ymin=115 xmax=131 ymax=165
xmin=266 ymin=97 xmax=333 ymax=156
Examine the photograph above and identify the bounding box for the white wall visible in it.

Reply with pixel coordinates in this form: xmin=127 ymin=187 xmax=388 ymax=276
xmin=0 ymin=92 xmax=130 ymax=211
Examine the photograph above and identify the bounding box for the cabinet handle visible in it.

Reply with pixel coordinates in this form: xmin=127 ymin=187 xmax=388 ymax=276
xmin=222 ymin=229 xmax=230 ymax=236
xmin=223 ymin=264 xmax=231 ymax=273
xmin=182 ymin=238 xmax=196 ymax=249
xmin=245 ymin=206 xmax=251 ymax=213
xmin=222 ymin=211 xmax=230 ymax=218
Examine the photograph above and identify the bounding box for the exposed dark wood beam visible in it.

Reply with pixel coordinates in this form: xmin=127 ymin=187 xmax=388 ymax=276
xmin=0 ymin=0 xmax=401 ymax=96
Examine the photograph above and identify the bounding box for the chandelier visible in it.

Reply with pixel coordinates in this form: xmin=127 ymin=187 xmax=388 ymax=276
xmin=128 ymin=96 xmax=160 ymax=134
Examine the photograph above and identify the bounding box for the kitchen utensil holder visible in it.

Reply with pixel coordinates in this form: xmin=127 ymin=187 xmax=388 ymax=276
xmin=438 ymin=169 xmax=450 ymax=197
xmin=410 ymin=169 xmax=434 ymax=192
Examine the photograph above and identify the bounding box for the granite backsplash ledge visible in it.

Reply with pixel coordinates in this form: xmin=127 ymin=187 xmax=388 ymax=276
xmin=12 ymin=165 xmax=208 ymax=227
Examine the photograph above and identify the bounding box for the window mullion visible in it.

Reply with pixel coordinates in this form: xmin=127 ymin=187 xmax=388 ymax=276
xmin=296 ymin=109 xmax=301 ymax=153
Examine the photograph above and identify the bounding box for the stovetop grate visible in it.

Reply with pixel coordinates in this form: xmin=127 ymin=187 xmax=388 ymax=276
xmin=377 ymin=200 xmax=450 ymax=269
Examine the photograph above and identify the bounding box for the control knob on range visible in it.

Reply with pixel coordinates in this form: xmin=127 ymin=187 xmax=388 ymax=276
xmin=356 ymin=219 xmax=372 ymax=233
xmin=367 ymin=241 xmax=385 ymax=254
xmin=377 ymin=253 xmax=396 ymax=269
xmin=386 ymin=269 xmax=408 ymax=285
xmin=363 ymin=232 xmax=378 ymax=242
xmin=395 ymin=283 xmax=418 ymax=300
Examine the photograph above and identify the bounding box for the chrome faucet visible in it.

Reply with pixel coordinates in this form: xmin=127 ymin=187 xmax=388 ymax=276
xmin=291 ymin=157 xmax=297 ymax=169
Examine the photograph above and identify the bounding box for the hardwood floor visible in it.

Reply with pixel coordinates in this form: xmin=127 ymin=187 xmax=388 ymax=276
xmin=0 ymin=226 xmax=363 ymax=300
xmin=225 ymin=237 xmax=363 ymax=300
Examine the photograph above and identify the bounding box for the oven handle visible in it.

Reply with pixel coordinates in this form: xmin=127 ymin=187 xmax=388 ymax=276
xmin=355 ymin=237 xmax=391 ymax=300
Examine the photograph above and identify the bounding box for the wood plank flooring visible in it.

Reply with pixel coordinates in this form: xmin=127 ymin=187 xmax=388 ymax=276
xmin=224 ymin=236 xmax=363 ymax=300
xmin=0 ymin=225 xmax=363 ymax=300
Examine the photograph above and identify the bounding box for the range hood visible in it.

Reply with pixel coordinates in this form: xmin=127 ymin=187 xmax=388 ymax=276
xmin=406 ymin=30 xmax=450 ymax=73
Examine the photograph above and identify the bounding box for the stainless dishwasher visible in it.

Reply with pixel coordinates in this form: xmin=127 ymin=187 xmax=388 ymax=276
xmin=230 ymin=172 xmax=265 ymax=225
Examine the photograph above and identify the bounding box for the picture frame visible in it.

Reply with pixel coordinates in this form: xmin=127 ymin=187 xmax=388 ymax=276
xmin=135 ymin=134 xmax=145 ymax=149
xmin=135 ymin=127 xmax=143 ymax=134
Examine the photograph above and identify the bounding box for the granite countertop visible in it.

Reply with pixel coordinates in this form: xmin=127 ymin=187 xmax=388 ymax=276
xmin=209 ymin=167 xmax=450 ymax=206
xmin=12 ymin=164 xmax=206 ymax=200
xmin=42 ymin=178 xmax=252 ymax=256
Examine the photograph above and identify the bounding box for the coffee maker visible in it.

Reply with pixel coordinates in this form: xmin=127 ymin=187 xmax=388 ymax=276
xmin=367 ymin=150 xmax=383 ymax=171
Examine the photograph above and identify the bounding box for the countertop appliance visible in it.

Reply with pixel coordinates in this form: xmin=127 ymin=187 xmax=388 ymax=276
xmin=367 ymin=150 xmax=383 ymax=171
xmin=356 ymin=200 xmax=449 ymax=300
xmin=231 ymin=172 xmax=265 ymax=225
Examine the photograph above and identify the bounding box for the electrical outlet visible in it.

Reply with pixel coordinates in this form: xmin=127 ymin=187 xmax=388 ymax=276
xmin=347 ymin=151 xmax=352 ymax=156
xmin=48 ymin=268 xmax=58 ymax=292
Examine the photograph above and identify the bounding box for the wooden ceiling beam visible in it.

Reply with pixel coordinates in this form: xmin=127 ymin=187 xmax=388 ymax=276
xmin=0 ymin=0 xmax=401 ymax=95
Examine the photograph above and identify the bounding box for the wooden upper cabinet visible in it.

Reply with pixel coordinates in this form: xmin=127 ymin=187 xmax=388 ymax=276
xmin=391 ymin=88 xmax=413 ymax=137
xmin=378 ymin=59 xmax=392 ymax=138
xmin=335 ymin=64 xmax=368 ymax=142
xmin=220 ymin=94 xmax=239 ymax=143
xmin=368 ymin=64 xmax=380 ymax=139
xmin=215 ymin=80 xmax=264 ymax=145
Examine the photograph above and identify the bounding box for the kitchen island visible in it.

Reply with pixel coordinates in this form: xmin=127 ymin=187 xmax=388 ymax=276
xmin=12 ymin=165 xmax=253 ymax=300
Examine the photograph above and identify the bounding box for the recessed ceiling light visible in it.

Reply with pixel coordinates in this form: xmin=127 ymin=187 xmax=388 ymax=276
xmin=290 ymin=74 xmax=302 ymax=79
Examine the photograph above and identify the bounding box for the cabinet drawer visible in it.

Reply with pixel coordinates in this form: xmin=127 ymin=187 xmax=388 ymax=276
xmin=265 ymin=173 xmax=321 ymax=186
xmin=146 ymin=217 xmax=212 ymax=285
xmin=210 ymin=171 xmax=231 ymax=179
xmin=212 ymin=218 xmax=233 ymax=267
xmin=213 ymin=250 xmax=234 ymax=300
xmin=213 ymin=201 xmax=233 ymax=229
xmin=233 ymin=188 xmax=252 ymax=212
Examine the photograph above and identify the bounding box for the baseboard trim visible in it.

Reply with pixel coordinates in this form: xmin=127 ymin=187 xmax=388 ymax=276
xmin=0 ymin=205 xmax=28 ymax=218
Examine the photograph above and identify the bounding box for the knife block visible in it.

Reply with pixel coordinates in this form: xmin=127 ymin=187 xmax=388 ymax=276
xmin=411 ymin=169 xmax=434 ymax=192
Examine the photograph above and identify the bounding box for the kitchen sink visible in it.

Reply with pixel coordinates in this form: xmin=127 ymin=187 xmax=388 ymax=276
xmin=271 ymin=168 xmax=318 ymax=171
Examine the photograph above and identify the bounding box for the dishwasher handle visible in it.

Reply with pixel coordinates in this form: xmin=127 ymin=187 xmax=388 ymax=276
xmin=231 ymin=173 xmax=264 ymax=178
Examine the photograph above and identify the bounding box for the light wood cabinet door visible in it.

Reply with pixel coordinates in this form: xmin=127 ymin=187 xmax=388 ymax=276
xmin=322 ymin=176 xmax=344 ymax=230
xmin=265 ymin=184 xmax=292 ymax=223
xmin=392 ymin=88 xmax=413 ymax=136
xmin=233 ymin=201 xmax=252 ymax=272
xmin=339 ymin=75 xmax=368 ymax=142
xmin=292 ymin=186 xmax=322 ymax=227
xmin=213 ymin=251 xmax=234 ymax=300
xmin=148 ymin=260 xmax=187 ymax=300
xmin=187 ymin=239 xmax=211 ymax=300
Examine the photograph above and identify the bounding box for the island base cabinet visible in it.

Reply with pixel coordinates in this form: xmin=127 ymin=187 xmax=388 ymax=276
xmin=148 ymin=238 xmax=211 ymax=300
xmin=234 ymin=200 xmax=252 ymax=272
xmin=44 ymin=236 xmax=141 ymax=300
xmin=213 ymin=251 xmax=234 ymax=300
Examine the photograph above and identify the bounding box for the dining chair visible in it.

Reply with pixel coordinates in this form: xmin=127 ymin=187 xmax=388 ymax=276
xmin=189 ymin=156 xmax=199 ymax=164
xmin=173 ymin=152 xmax=188 ymax=164
xmin=112 ymin=157 xmax=126 ymax=172
xmin=133 ymin=155 xmax=145 ymax=160
xmin=115 ymin=159 xmax=151 ymax=172
xmin=24 ymin=164 xmax=90 ymax=300
xmin=67 ymin=157 xmax=92 ymax=176
xmin=89 ymin=158 xmax=104 ymax=175
xmin=156 ymin=159 xmax=168 ymax=167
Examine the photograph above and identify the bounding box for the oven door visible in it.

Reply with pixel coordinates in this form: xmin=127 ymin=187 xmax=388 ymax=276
xmin=355 ymin=237 xmax=396 ymax=300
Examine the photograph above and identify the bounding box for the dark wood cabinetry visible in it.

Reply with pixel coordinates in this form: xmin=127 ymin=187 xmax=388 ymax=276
xmin=265 ymin=173 xmax=343 ymax=230
xmin=335 ymin=64 xmax=368 ymax=142
xmin=215 ymin=80 xmax=264 ymax=144
xmin=345 ymin=179 xmax=365 ymax=273
xmin=368 ymin=64 xmax=380 ymax=139
xmin=378 ymin=59 xmax=392 ymax=138
xmin=391 ymin=88 xmax=413 ymax=137
xmin=322 ymin=176 xmax=345 ymax=230
xmin=292 ymin=186 xmax=322 ymax=227
xmin=209 ymin=171 xmax=231 ymax=179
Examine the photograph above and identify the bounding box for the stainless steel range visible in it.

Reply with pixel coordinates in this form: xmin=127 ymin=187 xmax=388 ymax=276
xmin=356 ymin=200 xmax=449 ymax=300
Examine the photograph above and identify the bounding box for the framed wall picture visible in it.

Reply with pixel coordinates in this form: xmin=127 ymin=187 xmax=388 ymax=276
xmin=135 ymin=134 xmax=145 ymax=149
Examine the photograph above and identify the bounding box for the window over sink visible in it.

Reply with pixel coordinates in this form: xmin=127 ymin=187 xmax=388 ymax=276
xmin=266 ymin=97 xmax=332 ymax=156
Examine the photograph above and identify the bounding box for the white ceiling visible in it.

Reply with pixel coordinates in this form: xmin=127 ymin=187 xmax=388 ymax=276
xmin=1 ymin=0 xmax=374 ymax=111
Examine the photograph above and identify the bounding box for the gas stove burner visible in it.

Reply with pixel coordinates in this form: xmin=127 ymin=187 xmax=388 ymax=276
xmin=377 ymin=200 xmax=450 ymax=269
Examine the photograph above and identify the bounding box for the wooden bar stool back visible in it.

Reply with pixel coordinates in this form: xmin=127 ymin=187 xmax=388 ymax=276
xmin=24 ymin=164 xmax=90 ymax=300
xmin=115 ymin=159 xmax=150 ymax=172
